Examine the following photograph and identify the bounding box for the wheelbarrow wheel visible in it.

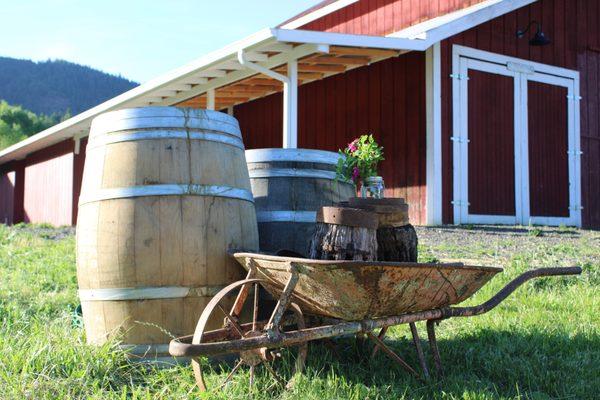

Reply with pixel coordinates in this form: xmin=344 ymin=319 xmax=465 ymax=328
xmin=191 ymin=279 xmax=307 ymax=392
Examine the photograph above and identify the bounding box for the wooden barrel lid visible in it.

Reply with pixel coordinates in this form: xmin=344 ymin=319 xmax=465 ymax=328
xmin=317 ymin=206 xmax=379 ymax=229
xmin=345 ymin=197 xmax=409 ymax=227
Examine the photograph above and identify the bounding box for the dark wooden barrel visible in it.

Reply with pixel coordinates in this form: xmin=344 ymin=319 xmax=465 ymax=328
xmin=246 ymin=148 xmax=355 ymax=255
xmin=77 ymin=107 xmax=259 ymax=363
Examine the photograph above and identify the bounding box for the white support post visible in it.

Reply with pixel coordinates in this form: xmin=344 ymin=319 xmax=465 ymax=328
xmin=207 ymin=88 xmax=215 ymax=110
xmin=283 ymin=60 xmax=298 ymax=148
xmin=73 ymin=137 xmax=81 ymax=155
xmin=425 ymin=42 xmax=443 ymax=225
xmin=227 ymin=106 xmax=234 ymax=116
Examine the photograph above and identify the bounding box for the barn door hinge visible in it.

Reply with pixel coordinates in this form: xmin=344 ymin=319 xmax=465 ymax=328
xmin=451 ymin=136 xmax=470 ymax=143
xmin=566 ymin=95 xmax=582 ymax=101
xmin=567 ymin=150 xmax=583 ymax=156
xmin=451 ymin=200 xmax=470 ymax=207
xmin=569 ymin=205 xmax=584 ymax=211
xmin=449 ymin=73 xmax=469 ymax=80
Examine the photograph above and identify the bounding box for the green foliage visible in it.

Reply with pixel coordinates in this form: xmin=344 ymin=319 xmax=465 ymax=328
xmin=0 ymin=100 xmax=63 ymax=150
xmin=0 ymin=224 xmax=598 ymax=399
xmin=336 ymin=134 xmax=385 ymax=186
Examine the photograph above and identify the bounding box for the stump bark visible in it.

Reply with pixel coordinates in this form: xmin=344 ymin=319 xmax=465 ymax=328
xmin=377 ymin=224 xmax=418 ymax=262
xmin=308 ymin=207 xmax=378 ymax=261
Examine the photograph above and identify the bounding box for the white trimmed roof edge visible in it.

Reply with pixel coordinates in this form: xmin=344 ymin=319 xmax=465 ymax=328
xmin=0 ymin=0 xmax=534 ymax=165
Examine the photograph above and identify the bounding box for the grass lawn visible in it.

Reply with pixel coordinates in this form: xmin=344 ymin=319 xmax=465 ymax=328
xmin=0 ymin=224 xmax=598 ymax=399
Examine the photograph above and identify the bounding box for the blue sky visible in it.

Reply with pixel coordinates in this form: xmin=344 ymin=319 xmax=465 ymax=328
xmin=1 ymin=0 xmax=321 ymax=83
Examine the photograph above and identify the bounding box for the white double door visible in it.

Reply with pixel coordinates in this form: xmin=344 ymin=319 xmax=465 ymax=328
xmin=452 ymin=46 xmax=582 ymax=227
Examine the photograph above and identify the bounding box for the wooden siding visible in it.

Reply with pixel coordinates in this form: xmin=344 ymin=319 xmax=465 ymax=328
xmin=236 ymin=52 xmax=427 ymax=224
xmin=0 ymin=170 xmax=15 ymax=224
xmin=300 ymin=0 xmax=487 ymax=36
xmin=22 ymin=140 xmax=75 ymax=226
xmin=441 ymin=0 xmax=600 ymax=228
xmin=528 ymin=81 xmax=570 ymax=217
xmin=467 ymin=70 xmax=515 ymax=216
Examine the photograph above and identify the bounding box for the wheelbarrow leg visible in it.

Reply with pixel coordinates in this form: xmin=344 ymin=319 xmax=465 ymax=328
xmin=370 ymin=326 xmax=388 ymax=358
xmin=366 ymin=332 xmax=424 ymax=382
xmin=426 ymin=320 xmax=443 ymax=377
xmin=409 ymin=322 xmax=430 ymax=380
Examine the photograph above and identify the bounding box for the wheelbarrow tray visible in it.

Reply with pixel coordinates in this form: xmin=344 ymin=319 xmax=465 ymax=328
xmin=232 ymin=252 xmax=503 ymax=321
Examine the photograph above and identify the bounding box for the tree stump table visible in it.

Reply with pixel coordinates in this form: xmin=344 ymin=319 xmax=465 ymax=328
xmin=308 ymin=206 xmax=379 ymax=261
xmin=348 ymin=197 xmax=417 ymax=262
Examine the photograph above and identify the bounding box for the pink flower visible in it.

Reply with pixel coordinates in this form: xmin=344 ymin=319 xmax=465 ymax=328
xmin=351 ymin=166 xmax=360 ymax=182
xmin=347 ymin=139 xmax=358 ymax=152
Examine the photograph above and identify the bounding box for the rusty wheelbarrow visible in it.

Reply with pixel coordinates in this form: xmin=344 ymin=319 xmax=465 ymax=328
xmin=169 ymin=252 xmax=581 ymax=392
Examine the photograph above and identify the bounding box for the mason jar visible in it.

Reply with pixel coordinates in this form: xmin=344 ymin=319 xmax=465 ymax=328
xmin=361 ymin=176 xmax=385 ymax=198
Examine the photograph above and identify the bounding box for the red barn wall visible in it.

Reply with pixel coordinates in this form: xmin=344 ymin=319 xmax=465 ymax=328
xmin=0 ymin=170 xmax=15 ymax=224
xmin=440 ymin=0 xmax=600 ymax=228
xmin=236 ymin=52 xmax=428 ymax=224
xmin=24 ymin=155 xmax=73 ymax=226
xmin=20 ymin=140 xmax=75 ymax=226
xmin=300 ymin=0 xmax=486 ymax=35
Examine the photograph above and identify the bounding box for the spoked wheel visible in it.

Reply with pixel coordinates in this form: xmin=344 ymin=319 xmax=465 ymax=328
xmin=191 ymin=279 xmax=308 ymax=392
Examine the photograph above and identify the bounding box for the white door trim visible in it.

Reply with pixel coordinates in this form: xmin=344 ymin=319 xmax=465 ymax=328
xmin=452 ymin=45 xmax=582 ymax=227
xmin=455 ymin=57 xmax=520 ymax=225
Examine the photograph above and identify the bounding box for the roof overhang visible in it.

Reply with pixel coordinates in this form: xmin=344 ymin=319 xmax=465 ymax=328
xmin=389 ymin=0 xmax=537 ymax=42
xmin=0 ymin=0 xmax=538 ymax=165
xmin=0 ymin=28 xmax=426 ymax=164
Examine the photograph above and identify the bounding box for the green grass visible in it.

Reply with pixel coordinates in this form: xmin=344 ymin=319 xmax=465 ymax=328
xmin=0 ymin=224 xmax=598 ymax=399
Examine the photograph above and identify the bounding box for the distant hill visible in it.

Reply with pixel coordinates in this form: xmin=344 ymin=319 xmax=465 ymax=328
xmin=0 ymin=56 xmax=138 ymax=116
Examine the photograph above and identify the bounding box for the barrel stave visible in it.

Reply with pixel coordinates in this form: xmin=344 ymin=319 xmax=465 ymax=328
xmin=246 ymin=148 xmax=355 ymax=255
xmin=76 ymin=107 xmax=258 ymax=359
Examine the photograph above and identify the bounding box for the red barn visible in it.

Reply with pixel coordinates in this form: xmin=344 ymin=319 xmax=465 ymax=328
xmin=0 ymin=0 xmax=598 ymax=228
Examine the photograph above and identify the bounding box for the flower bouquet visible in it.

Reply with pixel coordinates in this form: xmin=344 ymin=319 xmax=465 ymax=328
xmin=336 ymin=134 xmax=385 ymax=197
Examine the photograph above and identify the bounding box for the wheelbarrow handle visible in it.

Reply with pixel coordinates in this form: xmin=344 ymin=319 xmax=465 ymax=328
xmin=444 ymin=266 xmax=582 ymax=318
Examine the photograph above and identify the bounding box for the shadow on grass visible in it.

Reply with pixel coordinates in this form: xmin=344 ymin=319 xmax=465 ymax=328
xmin=302 ymin=327 xmax=599 ymax=399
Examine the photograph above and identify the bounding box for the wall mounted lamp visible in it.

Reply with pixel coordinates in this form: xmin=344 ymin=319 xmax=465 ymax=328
xmin=516 ymin=21 xmax=551 ymax=46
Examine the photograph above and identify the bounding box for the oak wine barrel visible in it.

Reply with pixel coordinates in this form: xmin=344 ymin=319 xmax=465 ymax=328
xmin=76 ymin=107 xmax=258 ymax=363
xmin=246 ymin=148 xmax=355 ymax=255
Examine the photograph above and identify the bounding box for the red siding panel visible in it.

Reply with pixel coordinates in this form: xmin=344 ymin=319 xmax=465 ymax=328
xmin=18 ymin=140 xmax=75 ymax=226
xmin=23 ymin=151 xmax=74 ymax=226
xmin=0 ymin=170 xmax=15 ymax=224
xmin=528 ymin=81 xmax=570 ymax=217
xmin=300 ymin=0 xmax=487 ymax=36
xmin=467 ymin=70 xmax=515 ymax=216
xmin=441 ymin=0 xmax=600 ymax=228
xmin=235 ymin=54 xmax=428 ymax=224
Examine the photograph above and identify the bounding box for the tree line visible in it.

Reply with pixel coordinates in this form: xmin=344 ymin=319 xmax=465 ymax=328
xmin=0 ymin=100 xmax=68 ymax=150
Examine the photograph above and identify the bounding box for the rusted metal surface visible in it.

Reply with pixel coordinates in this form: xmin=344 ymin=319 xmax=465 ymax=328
xmin=409 ymin=322 xmax=430 ymax=380
xmin=266 ymin=266 xmax=299 ymax=335
xmin=170 ymin=265 xmax=581 ymax=359
xmin=442 ymin=267 xmax=582 ymax=318
xmin=367 ymin=331 xmax=423 ymax=381
xmin=181 ymin=277 xmax=307 ymax=392
xmin=370 ymin=326 xmax=388 ymax=358
xmin=232 ymin=252 xmax=503 ymax=320
xmin=426 ymin=320 xmax=443 ymax=377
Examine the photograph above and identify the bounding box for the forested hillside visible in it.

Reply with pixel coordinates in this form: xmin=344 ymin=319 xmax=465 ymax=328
xmin=0 ymin=56 xmax=138 ymax=115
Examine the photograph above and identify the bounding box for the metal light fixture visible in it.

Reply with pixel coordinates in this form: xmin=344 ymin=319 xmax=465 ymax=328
xmin=517 ymin=21 xmax=551 ymax=46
